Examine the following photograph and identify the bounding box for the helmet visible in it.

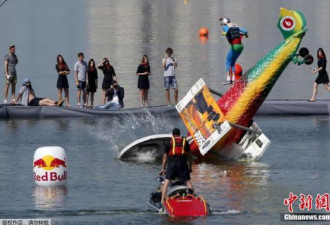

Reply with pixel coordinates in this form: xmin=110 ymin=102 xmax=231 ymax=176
xmin=220 ymin=17 xmax=230 ymax=26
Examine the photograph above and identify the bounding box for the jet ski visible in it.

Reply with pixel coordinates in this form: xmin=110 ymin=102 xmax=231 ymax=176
xmin=147 ymin=177 xmax=209 ymax=217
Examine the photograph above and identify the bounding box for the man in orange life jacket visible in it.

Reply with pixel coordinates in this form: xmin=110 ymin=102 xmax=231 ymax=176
xmin=160 ymin=128 xmax=193 ymax=204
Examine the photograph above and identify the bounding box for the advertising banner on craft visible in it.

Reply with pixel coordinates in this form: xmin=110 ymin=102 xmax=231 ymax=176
xmin=176 ymin=78 xmax=231 ymax=155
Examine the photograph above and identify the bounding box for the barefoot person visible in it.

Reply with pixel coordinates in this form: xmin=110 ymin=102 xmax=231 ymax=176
xmin=136 ymin=55 xmax=151 ymax=107
xmin=309 ymin=48 xmax=330 ymax=102
xmin=15 ymin=78 xmax=63 ymax=106
xmin=4 ymin=44 xmax=18 ymax=103
xmin=56 ymin=54 xmax=70 ymax=107
xmin=162 ymin=48 xmax=178 ymax=105
xmin=159 ymin=128 xmax=193 ymax=205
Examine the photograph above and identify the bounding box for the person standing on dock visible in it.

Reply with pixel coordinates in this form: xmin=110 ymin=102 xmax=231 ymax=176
xmin=219 ymin=18 xmax=248 ymax=85
xmin=56 ymin=55 xmax=70 ymax=107
xmin=4 ymin=44 xmax=18 ymax=104
xmin=162 ymin=48 xmax=178 ymax=106
xmin=74 ymin=52 xmax=88 ymax=108
xmin=97 ymin=58 xmax=116 ymax=105
xmin=86 ymin=59 xmax=98 ymax=108
xmin=136 ymin=55 xmax=151 ymax=107
xmin=309 ymin=48 xmax=330 ymax=102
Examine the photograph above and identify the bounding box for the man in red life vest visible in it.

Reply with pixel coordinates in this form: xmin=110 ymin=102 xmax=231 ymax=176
xmin=160 ymin=128 xmax=193 ymax=204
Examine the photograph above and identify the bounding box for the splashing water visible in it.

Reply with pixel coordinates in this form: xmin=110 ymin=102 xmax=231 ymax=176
xmin=87 ymin=110 xmax=183 ymax=154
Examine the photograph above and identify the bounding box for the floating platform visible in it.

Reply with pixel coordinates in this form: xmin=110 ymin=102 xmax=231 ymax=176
xmin=0 ymin=100 xmax=329 ymax=119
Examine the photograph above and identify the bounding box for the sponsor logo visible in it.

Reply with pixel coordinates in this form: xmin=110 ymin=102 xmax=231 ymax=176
xmin=255 ymin=139 xmax=263 ymax=148
xmin=34 ymin=171 xmax=67 ymax=181
xmin=280 ymin=16 xmax=296 ymax=31
xmin=33 ymin=155 xmax=67 ymax=171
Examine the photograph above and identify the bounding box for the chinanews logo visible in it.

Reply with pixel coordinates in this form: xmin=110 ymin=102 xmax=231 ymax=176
xmin=280 ymin=16 xmax=296 ymax=31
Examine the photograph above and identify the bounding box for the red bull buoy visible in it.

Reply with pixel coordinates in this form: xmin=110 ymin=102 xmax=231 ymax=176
xmin=199 ymin=27 xmax=209 ymax=37
xmin=33 ymin=146 xmax=67 ymax=187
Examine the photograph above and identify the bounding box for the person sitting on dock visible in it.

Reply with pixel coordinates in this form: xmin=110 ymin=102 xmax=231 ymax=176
xmin=15 ymin=78 xmax=64 ymax=106
xmin=95 ymin=80 xmax=124 ymax=110
xmin=159 ymin=128 xmax=193 ymax=205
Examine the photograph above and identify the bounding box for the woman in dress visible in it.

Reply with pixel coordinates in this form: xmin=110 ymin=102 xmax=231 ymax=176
xmin=86 ymin=59 xmax=98 ymax=108
xmin=56 ymin=54 xmax=70 ymax=107
xmin=136 ymin=55 xmax=151 ymax=107
xmin=97 ymin=58 xmax=116 ymax=104
xmin=309 ymin=48 xmax=330 ymax=102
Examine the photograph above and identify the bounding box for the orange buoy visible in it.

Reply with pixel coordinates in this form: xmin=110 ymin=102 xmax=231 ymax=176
xmin=199 ymin=27 xmax=209 ymax=37
xmin=229 ymin=64 xmax=243 ymax=81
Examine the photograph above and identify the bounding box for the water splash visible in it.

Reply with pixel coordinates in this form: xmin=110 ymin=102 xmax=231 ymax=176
xmin=87 ymin=110 xmax=183 ymax=154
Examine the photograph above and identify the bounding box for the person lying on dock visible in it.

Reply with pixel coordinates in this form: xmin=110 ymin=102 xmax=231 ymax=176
xmin=95 ymin=80 xmax=124 ymax=110
xmin=15 ymin=78 xmax=64 ymax=106
xmin=159 ymin=128 xmax=194 ymax=205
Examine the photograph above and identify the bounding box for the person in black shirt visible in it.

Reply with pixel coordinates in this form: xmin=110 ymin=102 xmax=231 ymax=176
xmin=309 ymin=48 xmax=330 ymax=102
xmin=86 ymin=59 xmax=98 ymax=107
xmin=159 ymin=128 xmax=193 ymax=204
xmin=136 ymin=55 xmax=151 ymax=107
xmin=97 ymin=58 xmax=116 ymax=104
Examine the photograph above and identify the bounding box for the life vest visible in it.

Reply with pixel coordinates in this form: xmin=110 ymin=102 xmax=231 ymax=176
xmin=226 ymin=25 xmax=241 ymax=45
xmin=168 ymin=136 xmax=186 ymax=156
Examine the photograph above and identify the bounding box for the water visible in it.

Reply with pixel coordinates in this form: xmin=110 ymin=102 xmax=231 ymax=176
xmin=1 ymin=0 xmax=330 ymax=224
xmin=0 ymin=0 xmax=330 ymax=107
xmin=0 ymin=115 xmax=330 ymax=224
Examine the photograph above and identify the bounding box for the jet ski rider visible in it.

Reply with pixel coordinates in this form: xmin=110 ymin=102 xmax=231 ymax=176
xmin=160 ymin=128 xmax=194 ymax=204
xmin=220 ymin=17 xmax=248 ymax=85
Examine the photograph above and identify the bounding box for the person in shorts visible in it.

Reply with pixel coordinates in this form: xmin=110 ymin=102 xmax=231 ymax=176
xmin=159 ymin=128 xmax=193 ymax=204
xmin=162 ymin=48 xmax=178 ymax=105
xmin=15 ymin=78 xmax=63 ymax=106
xmin=4 ymin=44 xmax=18 ymax=104
xmin=74 ymin=52 xmax=88 ymax=108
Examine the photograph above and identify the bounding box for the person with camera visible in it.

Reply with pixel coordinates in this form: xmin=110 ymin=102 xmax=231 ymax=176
xmin=74 ymin=52 xmax=88 ymax=108
xmin=95 ymin=80 xmax=124 ymax=110
xmin=97 ymin=58 xmax=116 ymax=104
xmin=159 ymin=128 xmax=193 ymax=205
xmin=162 ymin=48 xmax=178 ymax=106
xmin=4 ymin=44 xmax=18 ymax=104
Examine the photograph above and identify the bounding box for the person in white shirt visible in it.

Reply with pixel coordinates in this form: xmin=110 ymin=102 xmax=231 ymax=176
xmin=162 ymin=48 xmax=178 ymax=106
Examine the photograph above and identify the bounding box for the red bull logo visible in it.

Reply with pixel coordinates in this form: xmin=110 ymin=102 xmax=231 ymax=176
xmin=33 ymin=171 xmax=67 ymax=182
xmin=33 ymin=155 xmax=67 ymax=171
xmin=33 ymin=148 xmax=68 ymax=187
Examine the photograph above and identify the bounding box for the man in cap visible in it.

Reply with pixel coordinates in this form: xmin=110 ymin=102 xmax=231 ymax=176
xmin=4 ymin=44 xmax=18 ymax=103
xmin=159 ymin=128 xmax=194 ymax=205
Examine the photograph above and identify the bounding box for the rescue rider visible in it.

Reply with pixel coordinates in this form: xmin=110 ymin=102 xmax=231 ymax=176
xmin=219 ymin=17 xmax=248 ymax=85
xmin=159 ymin=128 xmax=193 ymax=205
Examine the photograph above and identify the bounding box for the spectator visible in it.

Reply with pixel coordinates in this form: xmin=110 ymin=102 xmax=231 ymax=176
xmin=86 ymin=59 xmax=98 ymax=108
xmin=309 ymin=48 xmax=330 ymax=102
xmin=162 ymin=48 xmax=178 ymax=105
xmin=56 ymin=54 xmax=70 ymax=107
xmin=15 ymin=78 xmax=64 ymax=106
xmin=95 ymin=80 xmax=124 ymax=110
xmin=74 ymin=52 xmax=88 ymax=108
xmin=136 ymin=55 xmax=151 ymax=107
xmin=97 ymin=58 xmax=116 ymax=104
xmin=4 ymin=44 xmax=18 ymax=104
xmin=15 ymin=78 xmax=30 ymax=106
